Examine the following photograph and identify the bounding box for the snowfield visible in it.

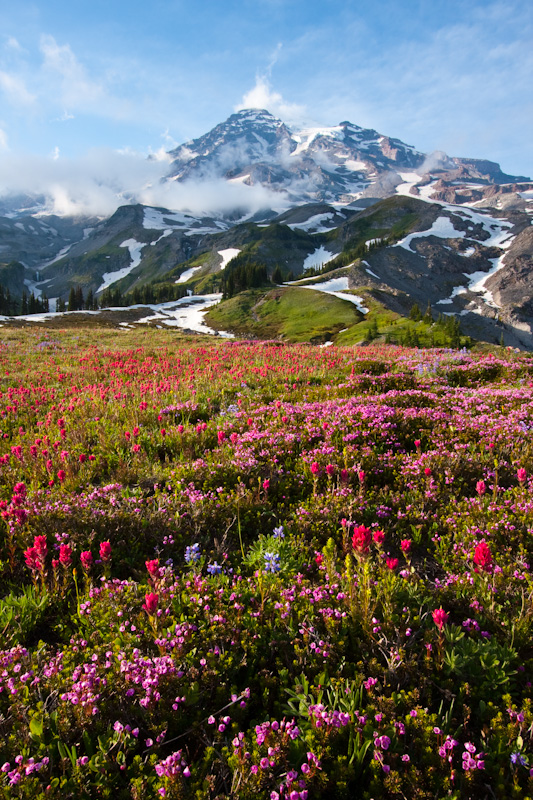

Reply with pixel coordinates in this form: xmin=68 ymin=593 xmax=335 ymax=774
xmin=301 ymin=276 xmax=369 ymax=314
xmin=217 ymin=249 xmax=241 ymax=270
xmin=302 ymin=246 xmax=337 ymax=271
xmin=97 ymin=239 xmax=145 ymax=293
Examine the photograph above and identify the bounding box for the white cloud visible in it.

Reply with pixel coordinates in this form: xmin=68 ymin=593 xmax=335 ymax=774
xmin=39 ymin=34 xmax=106 ymax=109
xmin=235 ymin=75 xmax=306 ymax=125
xmin=0 ymin=146 xmax=287 ymax=218
xmin=6 ymin=37 xmax=23 ymax=52
xmin=0 ymin=70 xmax=35 ymax=106
xmin=0 ymin=128 xmax=8 ymax=150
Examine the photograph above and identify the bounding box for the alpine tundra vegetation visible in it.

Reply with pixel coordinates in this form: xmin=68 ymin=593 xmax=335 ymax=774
xmin=0 ymin=328 xmax=532 ymax=798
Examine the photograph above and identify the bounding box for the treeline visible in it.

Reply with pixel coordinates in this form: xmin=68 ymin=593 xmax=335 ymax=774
xmin=98 ymin=282 xmax=189 ymax=309
xmin=54 ymin=283 xmax=189 ymax=312
xmin=56 ymin=286 xmax=98 ymax=313
xmin=0 ymin=285 xmax=50 ymax=316
xmin=304 ymin=238 xmax=388 ymax=278
xmin=221 ymin=258 xmax=270 ymax=299
xmin=365 ymin=305 xmax=466 ymax=349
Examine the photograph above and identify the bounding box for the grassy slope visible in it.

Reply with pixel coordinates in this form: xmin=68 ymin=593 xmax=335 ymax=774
xmin=206 ymin=286 xmax=364 ymax=343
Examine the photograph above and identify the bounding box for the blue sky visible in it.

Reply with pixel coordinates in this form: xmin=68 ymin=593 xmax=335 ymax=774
xmin=0 ymin=0 xmax=531 ymax=214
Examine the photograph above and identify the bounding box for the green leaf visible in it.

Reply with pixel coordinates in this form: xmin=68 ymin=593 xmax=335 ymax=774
xmin=29 ymin=715 xmax=44 ymax=738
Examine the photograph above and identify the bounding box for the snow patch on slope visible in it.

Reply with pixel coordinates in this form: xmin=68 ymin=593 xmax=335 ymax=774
xmin=218 ymin=249 xmax=241 ymax=270
xmin=135 ymin=294 xmax=232 ymax=335
xmin=287 ymin=213 xmax=335 ymax=233
xmin=303 ymin=246 xmax=336 ymax=271
xmin=301 ymin=276 xmax=369 ymax=314
xmin=175 ymin=266 xmax=203 ymax=284
xmin=97 ymin=238 xmax=144 ymax=292
xmin=395 ymin=216 xmax=466 ymax=251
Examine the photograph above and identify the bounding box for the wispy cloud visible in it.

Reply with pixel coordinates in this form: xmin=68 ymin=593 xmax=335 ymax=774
xmin=39 ymin=34 xmax=102 ymax=105
xmin=0 ymin=70 xmax=35 ymax=106
xmin=5 ymin=36 xmax=23 ymax=52
xmin=235 ymin=75 xmax=307 ymax=126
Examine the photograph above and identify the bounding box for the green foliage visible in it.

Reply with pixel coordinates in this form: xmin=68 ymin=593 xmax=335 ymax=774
xmin=0 ymin=585 xmax=50 ymax=647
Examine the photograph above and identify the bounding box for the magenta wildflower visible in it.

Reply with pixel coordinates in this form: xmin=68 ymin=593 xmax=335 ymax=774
xmin=142 ymin=593 xmax=159 ymax=615
xmin=59 ymin=544 xmax=72 ymax=567
xmin=473 ymin=542 xmax=493 ymax=572
xmin=99 ymin=541 xmax=112 ymax=562
xmin=352 ymin=525 xmax=372 ymax=555
xmin=432 ymin=607 xmax=449 ymax=631
xmin=80 ymin=551 xmax=93 ymax=571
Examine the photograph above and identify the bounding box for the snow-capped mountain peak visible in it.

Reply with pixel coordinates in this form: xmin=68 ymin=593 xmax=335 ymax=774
xmin=165 ymin=109 xmax=451 ymax=205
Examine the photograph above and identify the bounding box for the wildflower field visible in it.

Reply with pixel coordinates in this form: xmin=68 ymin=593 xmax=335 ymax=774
xmin=1 ymin=328 xmax=533 ymax=799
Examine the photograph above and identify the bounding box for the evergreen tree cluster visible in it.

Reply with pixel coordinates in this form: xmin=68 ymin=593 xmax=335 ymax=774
xmin=304 ymin=237 xmax=388 ymax=278
xmin=221 ymin=258 xmax=269 ymax=299
xmin=0 ymin=285 xmax=49 ymax=316
xmin=98 ymin=282 xmax=188 ymax=309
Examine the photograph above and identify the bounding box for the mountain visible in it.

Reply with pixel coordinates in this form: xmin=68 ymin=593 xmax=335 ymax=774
xmin=167 ymin=108 xmax=530 ymax=207
xmin=0 ymin=108 xmax=532 ymax=348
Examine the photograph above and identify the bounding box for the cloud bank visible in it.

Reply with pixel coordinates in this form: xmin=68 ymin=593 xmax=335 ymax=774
xmin=0 ymin=147 xmax=288 ymax=218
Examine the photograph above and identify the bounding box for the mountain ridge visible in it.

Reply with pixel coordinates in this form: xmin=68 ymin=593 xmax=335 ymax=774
xmin=0 ymin=107 xmax=531 ymax=349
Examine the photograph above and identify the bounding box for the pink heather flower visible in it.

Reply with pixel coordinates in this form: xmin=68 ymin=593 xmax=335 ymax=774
xmin=57 ymin=470 xmax=66 ymax=483
xmin=143 ymin=593 xmax=159 ymax=615
xmin=473 ymin=542 xmax=493 ymax=572
xmin=373 ymin=530 xmax=385 ymax=545
xmin=145 ymin=559 xmax=160 ymax=577
xmin=400 ymin=539 xmax=412 ymax=554
xmin=476 ymin=480 xmax=486 ymax=496
xmin=80 ymin=551 xmax=93 ymax=571
xmin=99 ymin=541 xmax=112 ymax=562
xmin=386 ymin=557 xmax=399 ymax=571
xmin=432 ymin=607 xmax=449 ymax=631
xmin=59 ymin=544 xmax=72 ymax=566
xmin=517 ymin=467 xmax=527 ymax=483
xmin=352 ymin=525 xmax=372 ymax=555
xmin=310 ymin=461 xmax=320 ymax=476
